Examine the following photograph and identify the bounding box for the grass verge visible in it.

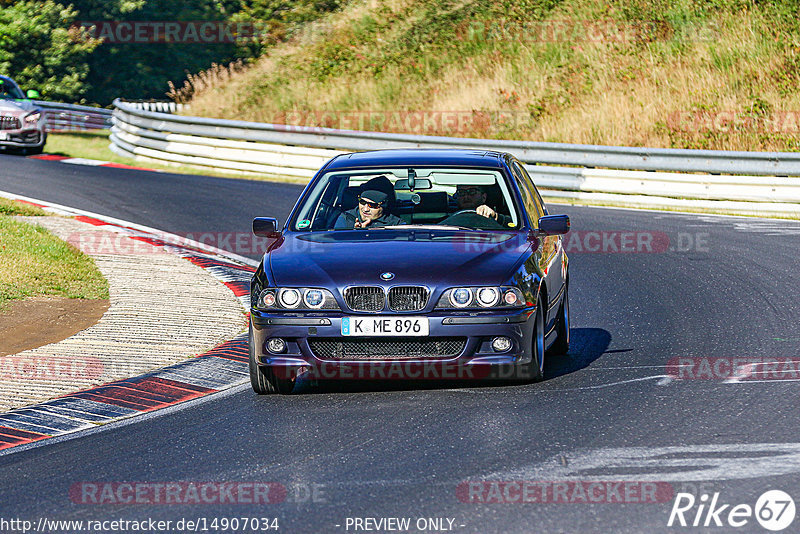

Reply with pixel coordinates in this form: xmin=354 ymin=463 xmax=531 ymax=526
xmin=0 ymin=197 xmax=46 ymax=217
xmin=0 ymin=201 xmax=109 ymax=311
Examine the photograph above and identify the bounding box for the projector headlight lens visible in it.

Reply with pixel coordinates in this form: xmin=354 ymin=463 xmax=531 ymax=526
xmin=450 ymin=288 xmax=472 ymax=308
xmin=476 ymin=287 xmax=499 ymax=307
xmin=279 ymin=288 xmax=301 ymax=308
xmin=304 ymin=289 xmax=324 ymax=308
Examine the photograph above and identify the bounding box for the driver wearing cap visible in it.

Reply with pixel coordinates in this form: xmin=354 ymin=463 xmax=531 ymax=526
xmin=335 ymin=189 xmax=405 ymax=229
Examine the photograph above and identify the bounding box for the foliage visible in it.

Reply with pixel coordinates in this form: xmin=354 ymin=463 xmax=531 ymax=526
xmin=0 ymin=0 xmax=342 ymax=104
xmin=0 ymin=1 xmax=101 ymax=101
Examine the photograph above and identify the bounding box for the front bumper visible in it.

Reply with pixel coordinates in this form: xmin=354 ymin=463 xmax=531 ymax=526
xmin=251 ymin=307 xmax=537 ymax=379
xmin=0 ymin=129 xmax=45 ymax=149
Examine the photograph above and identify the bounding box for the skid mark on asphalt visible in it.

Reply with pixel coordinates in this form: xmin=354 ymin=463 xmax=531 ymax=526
xmin=451 ymin=375 xmax=674 ymax=394
xmin=480 ymin=443 xmax=800 ymax=482
xmin=693 ymin=216 xmax=800 ymax=236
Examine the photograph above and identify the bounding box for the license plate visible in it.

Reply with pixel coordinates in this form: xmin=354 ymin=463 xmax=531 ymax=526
xmin=342 ymin=316 xmax=429 ymax=336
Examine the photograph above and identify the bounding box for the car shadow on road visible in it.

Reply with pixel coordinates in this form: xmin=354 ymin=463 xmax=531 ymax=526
xmin=289 ymin=327 xmax=612 ymax=394
xmin=542 ymin=327 xmax=612 ymax=380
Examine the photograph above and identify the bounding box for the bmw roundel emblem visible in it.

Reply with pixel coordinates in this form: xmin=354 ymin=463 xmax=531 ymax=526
xmin=380 ymin=272 xmax=395 ymax=281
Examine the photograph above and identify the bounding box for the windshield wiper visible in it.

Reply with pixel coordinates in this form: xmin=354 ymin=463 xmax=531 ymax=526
xmin=382 ymin=224 xmax=472 ymax=230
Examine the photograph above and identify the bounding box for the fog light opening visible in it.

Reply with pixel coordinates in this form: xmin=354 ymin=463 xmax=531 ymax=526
xmin=267 ymin=338 xmax=287 ymax=354
xmin=492 ymin=336 xmax=512 ymax=352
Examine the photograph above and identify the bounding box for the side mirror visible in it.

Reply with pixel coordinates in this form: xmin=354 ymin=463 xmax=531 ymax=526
xmin=538 ymin=214 xmax=570 ymax=235
xmin=26 ymin=89 xmax=40 ymax=99
xmin=253 ymin=217 xmax=280 ymax=238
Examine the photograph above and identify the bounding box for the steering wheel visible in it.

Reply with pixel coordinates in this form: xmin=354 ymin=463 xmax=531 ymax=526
xmin=449 ymin=209 xmax=478 ymax=217
xmin=440 ymin=209 xmax=505 ymax=229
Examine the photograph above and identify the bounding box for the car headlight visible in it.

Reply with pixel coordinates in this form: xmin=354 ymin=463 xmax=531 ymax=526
xmin=256 ymin=288 xmax=339 ymax=310
xmin=437 ymin=287 xmax=525 ymax=309
xmin=450 ymin=288 xmax=472 ymax=308
xmin=476 ymin=287 xmax=499 ymax=307
xmin=279 ymin=288 xmax=301 ymax=308
xmin=303 ymin=289 xmax=324 ymax=309
xmin=24 ymin=111 xmax=41 ymax=125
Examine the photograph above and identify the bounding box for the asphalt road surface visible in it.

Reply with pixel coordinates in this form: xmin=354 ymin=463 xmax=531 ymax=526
xmin=2 ymin=154 xmax=800 ymax=533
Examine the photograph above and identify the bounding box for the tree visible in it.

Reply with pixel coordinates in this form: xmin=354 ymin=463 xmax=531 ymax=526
xmin=0 ymin=1 xmax=101 ymax=101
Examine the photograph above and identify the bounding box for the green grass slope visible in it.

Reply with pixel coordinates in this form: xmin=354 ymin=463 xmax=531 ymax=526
xmin=179 ymin=0 xmax=800 ymax=151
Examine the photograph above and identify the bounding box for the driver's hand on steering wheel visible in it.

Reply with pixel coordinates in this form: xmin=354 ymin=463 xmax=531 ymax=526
xmin=476 ymin=205 xmax=498 ymax=221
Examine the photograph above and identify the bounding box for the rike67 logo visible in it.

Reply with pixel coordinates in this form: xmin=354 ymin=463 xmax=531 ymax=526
xmin=668 ymin=490 xmax=795 ymax=531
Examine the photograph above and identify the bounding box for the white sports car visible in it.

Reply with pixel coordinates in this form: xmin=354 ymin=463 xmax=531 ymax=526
xmin=0 ymin=75 xmax=46 ymax=155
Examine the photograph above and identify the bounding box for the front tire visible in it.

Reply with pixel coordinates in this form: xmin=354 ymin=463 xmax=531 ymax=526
xmin=515 ymin=297 xmax=544 ymax=382
xmin=248 ymin=324 xmax=295 ymax=394
xmin=24 ymin=134 xmax=46 ymax=156
xmin=547 ymin=282 xmax=570 ymax=356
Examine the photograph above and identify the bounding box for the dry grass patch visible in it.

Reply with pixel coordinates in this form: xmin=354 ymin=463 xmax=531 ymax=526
xmin=180 ymin=0 xmax=800 ymax=151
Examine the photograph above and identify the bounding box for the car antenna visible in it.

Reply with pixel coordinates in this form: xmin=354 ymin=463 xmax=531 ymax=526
xmin=408 ymin=168 xmax=416 ymax=191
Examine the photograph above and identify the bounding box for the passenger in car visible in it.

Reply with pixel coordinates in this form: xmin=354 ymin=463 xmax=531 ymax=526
xmin=334 ymin=189 xmax=405 ymax=229
xmin=455 ymin=185 xmax=512 ymax=226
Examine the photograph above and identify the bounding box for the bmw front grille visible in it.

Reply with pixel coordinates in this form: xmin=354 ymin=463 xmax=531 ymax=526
xmin=388 ymin=286 xmax=429 ymax=311
xmin=344 ymin=286 xmax=385 ymax=312
xmin=343 ymin=286 xmax=429 ymax=312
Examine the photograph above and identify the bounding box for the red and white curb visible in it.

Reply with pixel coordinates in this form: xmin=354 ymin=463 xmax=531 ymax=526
xmin=28 ymin=154 xmax=162 ymax=173
xmin=0 ymin=191 xmax=258 ymax=454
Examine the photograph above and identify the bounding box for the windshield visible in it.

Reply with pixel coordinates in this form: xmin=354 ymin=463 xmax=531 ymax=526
xmin=291 ymin=167 xmax=522 ymax=232
xmin=0 ymin=79 xmax=25 ymax=100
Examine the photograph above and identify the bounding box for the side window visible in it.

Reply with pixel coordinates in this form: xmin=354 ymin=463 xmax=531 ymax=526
xmin=509 ymin=161 xmax=541 ymax=228
xmin=516 ymin=162 xmax=547 ymax=217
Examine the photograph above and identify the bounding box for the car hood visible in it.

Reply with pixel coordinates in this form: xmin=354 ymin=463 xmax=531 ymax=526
xmin=0 ymin=99 xmax=35 ymax=115
xmin=268 ymin=230 xmax=532 ymax=288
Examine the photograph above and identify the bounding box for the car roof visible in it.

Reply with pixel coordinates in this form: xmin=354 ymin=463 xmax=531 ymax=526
xmin=323 ymin=149 xmax=509 ymax=171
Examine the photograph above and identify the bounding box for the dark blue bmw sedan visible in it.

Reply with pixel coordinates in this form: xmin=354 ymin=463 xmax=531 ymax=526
xmin=249 ymin=149 xmax=570 ymax=393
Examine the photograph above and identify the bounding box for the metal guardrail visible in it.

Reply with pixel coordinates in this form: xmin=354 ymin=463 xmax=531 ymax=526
xmin=110 ymin=99 xmax=800 ymax=217
xmin=34 ymin=101 xmax=184 ymax=132
xmin=34 ymin=101 xmax=113 ymax=132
